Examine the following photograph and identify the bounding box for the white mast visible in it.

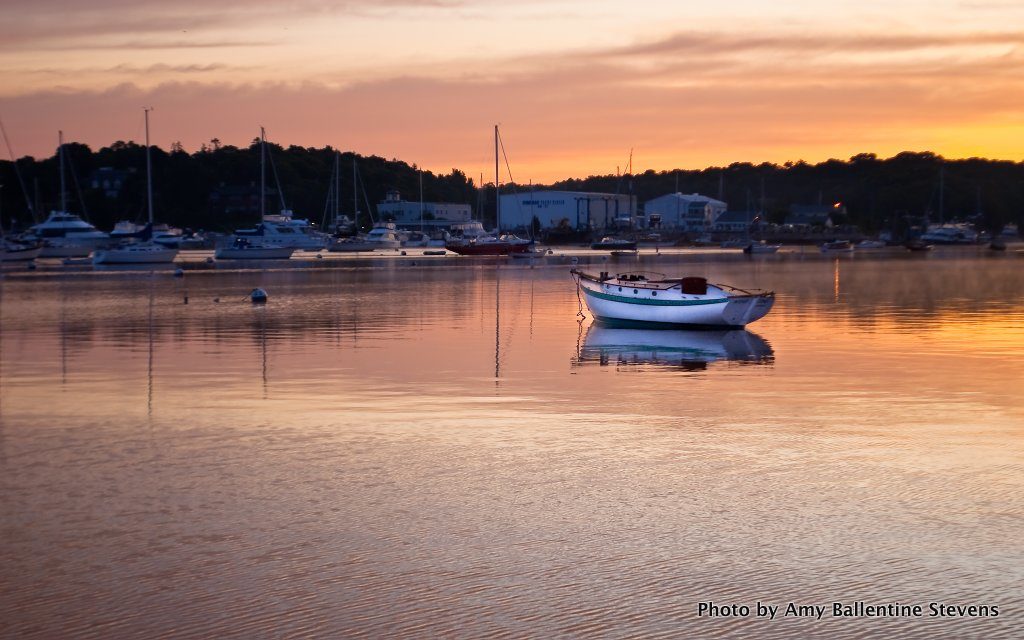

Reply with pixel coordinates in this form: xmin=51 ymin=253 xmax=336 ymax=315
xmin=58 ymin=130 xmax=66 ymax=212
xmin=419 ymin=168 xmax=424 ymax=232
xmin=144 ymin=108 xmax=154 ymax=225
xmin=494 ymin=124 xmax=500 ymax=232
xmin=259 ymin=127 xmax=266 ymax=220
xmin=334 ymin=151 xmax=340 ymax=227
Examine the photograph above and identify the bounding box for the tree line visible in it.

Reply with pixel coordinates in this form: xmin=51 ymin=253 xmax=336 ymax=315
xmin=1 ymin=142 xmax=1021 ymax=234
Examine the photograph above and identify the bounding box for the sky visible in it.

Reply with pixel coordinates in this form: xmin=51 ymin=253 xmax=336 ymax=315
xmin=1 ymin=0 xmax=1023 ymax=182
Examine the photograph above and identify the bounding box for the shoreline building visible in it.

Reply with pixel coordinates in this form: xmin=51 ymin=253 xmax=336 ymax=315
xmin=376 ymin=190 xmax=472 ymax=230
xmin=498 ymin=191 xmax=637 ymax=231
xmin=643 ymin=193 xmax=727 ymax=232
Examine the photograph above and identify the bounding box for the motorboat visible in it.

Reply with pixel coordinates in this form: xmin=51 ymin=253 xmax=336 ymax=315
xmin=571 ymin=269 xmax=774 ymax=328
xmin=856 ymin=239 xmax=886 ymax=249
xmin=920 ymin=225 xmax=977 ymax=245
xmin=821 ymin=240 xmax=854 ymax=253
xmin=22 ymin=211 xmax=109 ymax=256
xmin=259 ymin=212 xmax=329 ymax=250
xmin=591 ymin=237 xmax=637 ymax=251
xmin=575 ymin=324 xmax=773 ymax=368
xmin=446 ymin=233 xmax=533 ymax=256
xmin=905 ymin=239 xmax=934 ymax=252
xmin=1 ymin=239 xmax=42 ymax=262
xmin=94 ymin=242 xmax=179 ymax=264
xmin=214 ymin=236 xmax=295 ymax=260
xmin=327 ymin=221 xmax=402 ymax=252
xmin=742 ymin=241 xmax=781 ymax=254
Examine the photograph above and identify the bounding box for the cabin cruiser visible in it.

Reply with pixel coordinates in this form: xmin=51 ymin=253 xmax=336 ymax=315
xmin=920 ymin=225 xmax=977 ymax=245
xmin=21 ymin=211 xmax=109 ymax=257
xmin=327 ymin=221 xmax=402 ymax=252
xmin=260 ymin=211 xmax=329 ymax=250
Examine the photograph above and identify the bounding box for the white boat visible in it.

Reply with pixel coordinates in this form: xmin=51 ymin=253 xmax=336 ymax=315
xmin=215 ymin=127 xmax=297 ymax=261
xmin=577 ymin=325 xmax=773 ymax=367
xmin=327 ymin=221 xmax=401 ymax=252
xmin=93 ymin=111 xmax=179 ymax=266
xmin=22 ymin=134 xmax=108 ymax=257
xmin=260 ymin=212 xmax=328 ymax=250
xmin=1 ymin=240 xmax=42 ymax=262
xmin=856 ymin=239 xmax=886 ymax=249
xmin=920 ymin=224 xmax=977 ymax=245
xmin=742 ymin=241 xmax=780 ymax=254
xmin=23 ymin=211 xmax=109 ymax=256
xmin=214 ymin=236 xmax=295 ymax=260
xmin=572 ymin=269 xmax=774 ymax=328
xmin=94 ymin=242 xmax=179 ymax=264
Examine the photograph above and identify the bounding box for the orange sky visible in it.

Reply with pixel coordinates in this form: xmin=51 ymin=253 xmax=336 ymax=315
xmin=2 ymin=0 xmax=1023 ymax=182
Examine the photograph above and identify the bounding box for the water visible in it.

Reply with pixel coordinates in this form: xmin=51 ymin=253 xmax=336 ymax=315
xmin=2 ymin=250 xmax=1022 ymax=638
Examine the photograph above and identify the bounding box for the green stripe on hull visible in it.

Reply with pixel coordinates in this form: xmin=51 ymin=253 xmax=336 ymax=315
xmin=583 ymin=287 xmax=729 ymax=307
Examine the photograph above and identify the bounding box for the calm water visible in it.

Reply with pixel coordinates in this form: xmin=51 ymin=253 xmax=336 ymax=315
xmin=1 ymin=250 xmax=1022 ymax=639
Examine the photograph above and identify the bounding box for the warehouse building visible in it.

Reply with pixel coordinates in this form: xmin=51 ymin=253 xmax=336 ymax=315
xmin=377 ymin=190 xmax=472 ymax=230
xmin=497 ymin=191 xmax=637 ymax=231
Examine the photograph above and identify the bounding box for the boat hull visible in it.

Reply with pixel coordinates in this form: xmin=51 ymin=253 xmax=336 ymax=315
xmin=1 ymin=246 xmax=42 ymax=262
xmin=93 ymin=247 xmax=179 ymax=264
xmin=214 ymin=246 xmax=295 ymax=260
xmin=576 ymin=272 xmax=774 ymax=328
xmin=446 ymin=241 xmax=533 ymax=256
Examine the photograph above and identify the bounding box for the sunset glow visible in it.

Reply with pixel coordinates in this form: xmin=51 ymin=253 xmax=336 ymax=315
xmin=3 ymin=0 xmax=1023 ymax=181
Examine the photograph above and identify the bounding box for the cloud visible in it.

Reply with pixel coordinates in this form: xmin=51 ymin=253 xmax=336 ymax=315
xmin=0 ymin=0 xmax=462 ymax=50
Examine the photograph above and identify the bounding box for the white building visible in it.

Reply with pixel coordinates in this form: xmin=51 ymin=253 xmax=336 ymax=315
xmin=376 ymin=190 xmax=472 ymax=229
xmin=497 ymin=191 xmax=637 ymax=231
xmin=644 ymin=193 xmax=728 ymax=231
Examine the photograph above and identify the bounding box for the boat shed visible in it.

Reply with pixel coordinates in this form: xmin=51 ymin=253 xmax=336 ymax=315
xmin=377 ymin=190 xmax=472 ymax=230
xmin=498 ymin=191 xmax=637 ymax=231
xmin=643 ymin=193 xmax=727 ymax=231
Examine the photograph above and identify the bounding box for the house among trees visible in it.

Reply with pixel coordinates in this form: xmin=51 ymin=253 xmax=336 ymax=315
xmin=643 ymin=193 xmax=727 ymax=231
xmin=89 ymin=167 xmax=131 ymax=199
xmin=785 ymin=204 xmax=842 ymax=229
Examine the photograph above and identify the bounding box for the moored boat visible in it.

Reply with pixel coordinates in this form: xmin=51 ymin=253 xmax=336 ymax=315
xmin=576 ymin=325 xmax=773 ymax=368
xmin=1 ymin=240 xmax=42 ymax=262
xmin=743 ymin=241 xmax=781 ymax=254
xmin=591 ymin=237 xmax=637 ymax=251
xmin=821 ymin=240 xmax=854 ymax=253
xmin=571 ymin=269 xmax=774 ymax=328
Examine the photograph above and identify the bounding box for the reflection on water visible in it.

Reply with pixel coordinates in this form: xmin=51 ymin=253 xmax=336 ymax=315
xmin=575 ymin=324 xmax=773 ymax=370
xmin=1 ymin=252 xmax=1023 ymax=639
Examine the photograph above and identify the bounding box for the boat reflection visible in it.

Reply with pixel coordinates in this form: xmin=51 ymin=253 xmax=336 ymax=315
xmin=575 ymin=324 xmax=774 ymax=370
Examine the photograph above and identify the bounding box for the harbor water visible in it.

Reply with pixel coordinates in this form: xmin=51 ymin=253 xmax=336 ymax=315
xmin=1 ymin=250 xmax=1022 ymax=638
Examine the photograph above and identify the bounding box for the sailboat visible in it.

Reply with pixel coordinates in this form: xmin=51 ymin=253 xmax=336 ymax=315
xmin=445 ymin=125 xmax=533 ymax=256
xmin=215 ymin=128 xmax=295 ymax=260
xmin=94 ymin=109 xmax=179 ymax=265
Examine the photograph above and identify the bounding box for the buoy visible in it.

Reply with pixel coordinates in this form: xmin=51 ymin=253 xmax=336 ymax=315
xmin=173 ymin=268 xmax=184 ymax=278
xmin=571 ymin=257 xmax=579 ymax=264
xmin=213 ymin=297 xmax=220 ymax=303
xmin=183 ymin=294 xmax=189 ymax=304
xmin=250 ymin=288 xmax=268 ymax=304
xmin=205 ymin=256 xmax=214 ymax=264
xmin=316 ymin=253 xmax=323 ymax=259
xmin=27 ymin=261 xmax=37 ymax=270
xmin=400 ymin=251 xmax=407 ymax=256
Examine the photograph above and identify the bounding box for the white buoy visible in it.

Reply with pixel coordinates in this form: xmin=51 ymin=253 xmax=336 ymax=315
xmin=250 ymin=288 xmax=268 ymax=304
xmin=173 ymin=268 xmax=184 ymax=278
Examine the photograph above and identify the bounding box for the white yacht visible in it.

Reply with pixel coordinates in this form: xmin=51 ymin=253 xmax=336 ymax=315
xmin=24 ymin=211 xmax=109 ymax=257
xmin=260 ymin=211 xmax=329 ymax=250
xmin=327 ymin=221 xmax=401 ymax=252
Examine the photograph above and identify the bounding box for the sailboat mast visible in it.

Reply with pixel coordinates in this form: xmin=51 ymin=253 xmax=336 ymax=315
xmin=334 ymin=152 xmax=340 ymax=224
xmin=353 ymin=158 xmax=357 ymax=226
xmin=58 ymin=130 xmax=66 ymax=212
xmin=419 ymin=169 xmax=424 ymax=232
xmin=259 ymin=127 xmax=266 ymax=220
xmin=144 ymin=108 xmax=154 ymax=225
xmin=494 ymin=124 xmax=500 ymax=232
